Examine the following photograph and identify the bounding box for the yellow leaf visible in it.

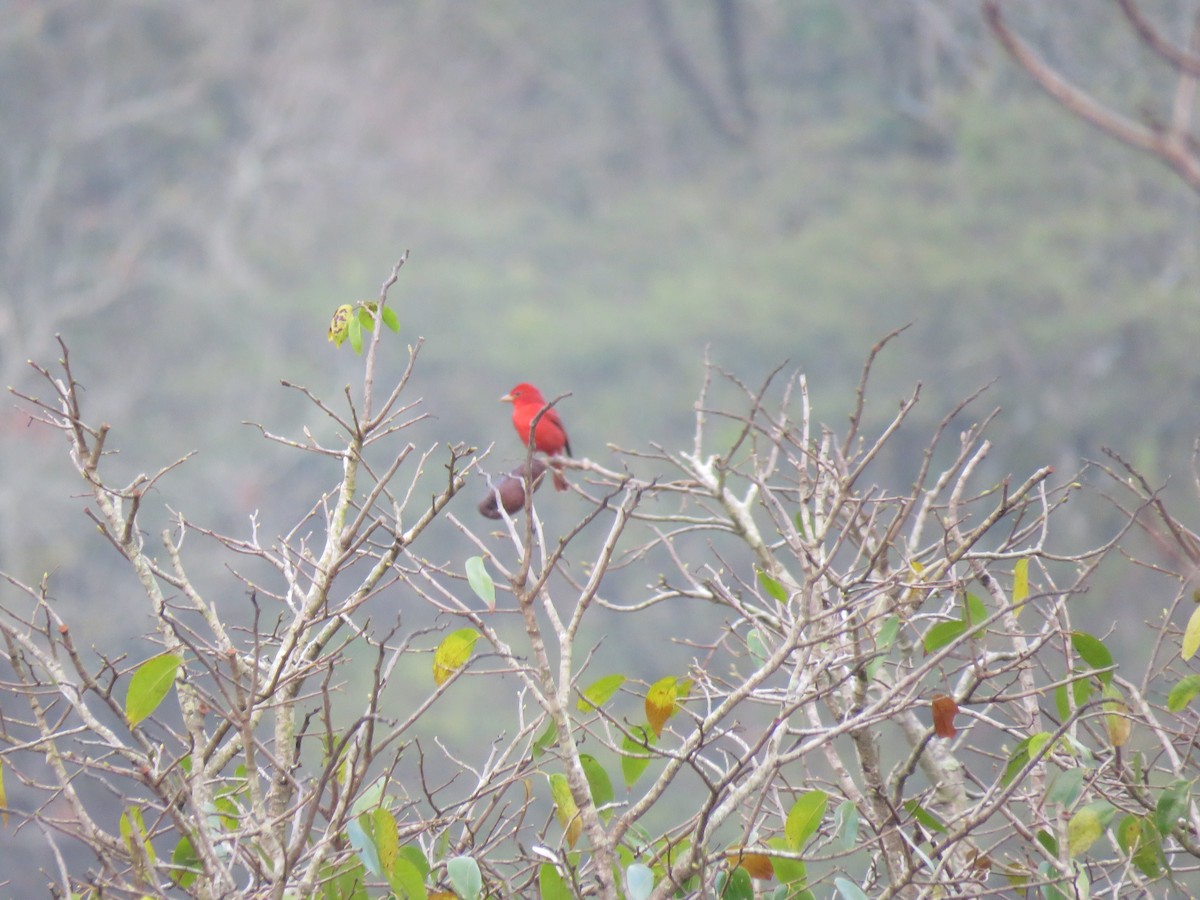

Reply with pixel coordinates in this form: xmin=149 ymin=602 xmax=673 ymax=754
xmin=1013 ymin=558 xmax=1029 ymax=617
xmin=1183 ymin=606 xmax=1200 ymax=661
xmin=646 ymin=676 xmax=682 ymax=738
xmin=1104 ymin=689 xmax=1131 ymax=748
xmin=549 ymin=773 xmax=582 ymax=848
xmin=372 ymin=808 xmax=399 ymax=872
xmin=119 ymin=806 xmax=156 ymax=873
xmin=327 ymin=304 xmax=353 ymax=347
xmin=902 ymin=559 xmax=927 ymax=608
xmin=433 ymin=628 xmax=479 ymax=686
xmin=1067 ymin=807 xmax=1103 ymax=857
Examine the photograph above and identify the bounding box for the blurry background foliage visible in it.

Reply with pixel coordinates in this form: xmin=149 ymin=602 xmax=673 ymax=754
xmin=2 ymin=0 xmax=1198 ymax=779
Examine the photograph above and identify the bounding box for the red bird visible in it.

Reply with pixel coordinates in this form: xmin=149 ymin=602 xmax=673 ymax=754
xmin=500 ymin=382 xmax=571 ymax=491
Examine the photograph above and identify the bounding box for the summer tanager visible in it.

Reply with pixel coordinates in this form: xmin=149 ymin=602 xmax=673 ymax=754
xmin=500 ymin=382 xmax=571 ymax=491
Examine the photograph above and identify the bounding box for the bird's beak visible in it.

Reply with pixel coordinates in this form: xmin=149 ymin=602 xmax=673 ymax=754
xmin=499 ymin=393 xmax=514 ymax=403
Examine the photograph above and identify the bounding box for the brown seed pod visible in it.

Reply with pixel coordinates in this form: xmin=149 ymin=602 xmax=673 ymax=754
xmin=478 ymin=459 xmax=548 ymax=519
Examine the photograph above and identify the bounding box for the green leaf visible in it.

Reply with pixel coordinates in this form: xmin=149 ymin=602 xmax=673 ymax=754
xmin=902 ymin=800 xmax=946 ymax=834
xmin=833 ymin=877 xmax=870 ymax=900
xmin=1036 ymin=829 xmax=1058 ymax=857
xmin=833 ymin=800 xmax=860 ymax=851
xmin=765 ymin=837 xmax=807 ymax=885
xmin=1155 ymin=779 xmax=1190 ymax=836
xmin=170 ymin=835 xmax=201 ymax=888
xmin=579 ymin=754 xmax=614 ymax=820
xmin=625 ymin=863 xmax=654 ymax=900
xmin=435 ymin=829 xmax=452 ymax=867
xmin=723 ymin=866 xmax=753 ymax=900
xmin=747 ymin=629 xmax=769 ymax=667
xmin=212 ymin=794 xmax=240 ymax=830
xmin=532 ymin=720 xmax=558 ymax=758
xmin=866 ymin=616 xmax=900 ymax=680
xmin=388 ymin=856 xmax=428 ymax=900
xmin=1037 ymin=862 xmax=1069 ymax=900
xmin=1184 ymin=605 xmax=1200 ymax=661
xmin=577 ymin=674 xmax=625 ymax=711
xmin=319 ymin=860 xmax=359 ymax=900
xmin=350 ymin=775 xmax=386 ymax=818
xmin=465 ymin=555 xmax=495 ymax=609
xmin=922 ymin=619 xmax=966 ymax=654
xmin=348 ymin=315 xmax=364 ymax=354
xmin=1055 ymin=674 xmax=1092 ymax=723
xmin=1026 ymin=731 xmax=1053 ymax=761
xmin=784 ymin=789 xmax=828 ymax=850
xmin=1116 ymin=815 xmax=1165 ymax=879
xmin=615 ymin=843 xmax=634 ymax=869
xmin=1002 ymin=735 xmax=1041 ymax=787
xmin=1067 ymin=802 xmax=1116 ymax=857
xmin=381 ymin=306 xmax=400 ymax=333
xmin=1071 ymin=631 xmax=1115 ymax=686
xmin=876 ymin=615 xmax=901 ymax=650
xmin=660 ymin=836 xmax=690 ymax=869
xmin=793 ymin=509 xmax=807 ymax=537
xmin=1037 ymin=862 xmax=1070 ymax=900
xmin=771 ymin=864 xmax=810 ymax=895
xmin=1168 ymin=674 xmax=1200 ymax=712
xmin=397 ymin=845 xmax=430 ymax=880
xmin=757 ymin=568 xmax=789 ymax=603
xmin=348 ymin=813 xmax=382 ymax=876
xmin=538 ymin=863 xmax=571 ymax=900
xmin=448 ymin=855 xmax=483 ymax=900
xmin=1046 ymin=768 xmax=1085 ymax=808
xmin=965 ymin=591 xmax=987 ymax=633
xmin=125 ymin=652 xmax=181 ymax=727
xmin=432 ymin=628 xmax=479 ymax=686
xmin=0 ymin=761 xmax=7 ymax=827
xmin=621 ymin=724 xmax=657 ymax=788
xmin=372 ymin=808 xmax=399 ymax=875
xmin=119 ymin=806 xmax=156 ymax=871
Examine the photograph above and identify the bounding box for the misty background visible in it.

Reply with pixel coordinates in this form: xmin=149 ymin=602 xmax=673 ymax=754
xmin=2 ymin=0 xmax=1199 ymax=888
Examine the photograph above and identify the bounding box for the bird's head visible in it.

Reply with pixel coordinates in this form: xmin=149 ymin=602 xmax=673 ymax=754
xmin=500 ymin=382 xmax=545 ymax=405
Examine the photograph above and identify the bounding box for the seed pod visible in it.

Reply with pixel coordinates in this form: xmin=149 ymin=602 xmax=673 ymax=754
xmin=478 ymin=459 xmax=548 ymax=519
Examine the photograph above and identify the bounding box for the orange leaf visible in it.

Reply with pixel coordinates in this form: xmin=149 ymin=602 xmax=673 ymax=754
xmin=645 ymin=676 xmax=680 ymax=738
xmin=931 ymin=695 xmax=959 ymax=738
xmin=726 ymin=849 xmax=775 ymax=880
